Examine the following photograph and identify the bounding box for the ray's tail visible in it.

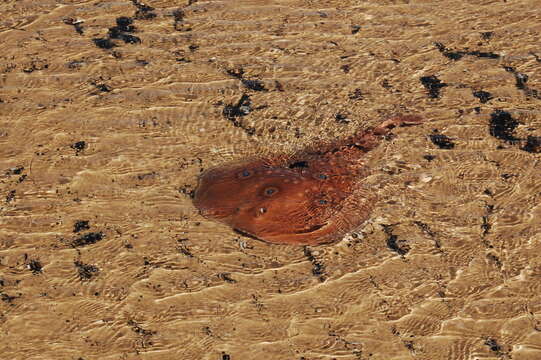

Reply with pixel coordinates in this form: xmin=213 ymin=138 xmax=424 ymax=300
xmin=351 ymin=114 xmax=424 ymax=152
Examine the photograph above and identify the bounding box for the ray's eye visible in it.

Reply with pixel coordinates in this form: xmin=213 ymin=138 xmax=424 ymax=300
xmin=263 ymin=187 xmax=279 ymax=197
xmin=318 ymin=174 xmax=328 ymax=180
xmin=317 ymin=199 xmax=328 ymax=205
xmin=237 ymin=169 xmax=253 ymax=179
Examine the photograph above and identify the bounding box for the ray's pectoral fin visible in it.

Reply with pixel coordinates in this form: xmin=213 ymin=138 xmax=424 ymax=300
xmin=260 ymin=221 xmax=341 ymax=246
xmin=294 ymin=223 xmax=327 ymax=234
xmin=233 ymin=228 xmax=261 ymax=240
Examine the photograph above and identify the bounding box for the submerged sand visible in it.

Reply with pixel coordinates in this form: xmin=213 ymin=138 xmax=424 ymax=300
xmin=1 ymin=0 xmax=540 ymax=359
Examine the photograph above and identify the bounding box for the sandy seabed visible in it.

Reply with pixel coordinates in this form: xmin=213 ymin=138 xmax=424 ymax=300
xmin=1 ymin=0 xmax=540 ymax=359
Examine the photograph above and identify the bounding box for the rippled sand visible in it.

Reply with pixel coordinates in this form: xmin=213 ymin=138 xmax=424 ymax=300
xmin=1 ymin=0 xmax=540 ymax=359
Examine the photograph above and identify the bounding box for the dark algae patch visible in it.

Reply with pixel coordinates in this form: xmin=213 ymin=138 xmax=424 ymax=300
xmin=383 ymin=225 xmax=410 ymax=256
xmin=241 ymin=79 xmax=267 ymax=92
xmin=1 ymin=292 xmax=18 ymax=304
xmin=303 ymin=247 xmax=326 ymax=281
xmin=489 ymin=110 xmax=519 ymax=143
xmin=22 ymin=59 xmax=49 ymax=73
xmin=131 ymin=0 xmax=157 ymax=20
xmin=127 ymin=319 xmax=156 ymax=348
xmin=434 ymin=42 xmax=466 ymax=61
xmin=503 ymin=66 xmax=540 ymax=99
xmin=92 ymin=82 xmax=112 ymax=92
xmin=386 ymin=234 xmax=409 ymax=256
xmin=71 ymin=141 xmax=87 ymax=154
xmin=223 ymin=94 xmax=251 ymax=119
xmin=472 ymin=90 xmax=493 ymax=103
xmin=481 ymin=204 xmax=494 ymax=238
xmin=108 ymin=17 xmax=141 ymax=44
xmin=72 ymin=232 xmax=104 ymax=247
xmin=485 ymin=338 xmax=501 ymax=353
xmin=434 ymin=42 xmax=500 ymax=60
xmin=218 ymin=273 xmax=237 ymax=283
xmin=226 ymin=68 xmax=267 ymax=91
xmin=173 ymin=9 xmax=191 ymax=31
xmin=420 ymin=75 xmax=447 ymax=98
xmin=335 ymin=113 xmax=350 ymax=124
xmin=480 ymin=31 xmax=494 ymax=40
xmin=176 ymin=238 xmax=194 ymax=257
xmin=521 ymin=136 xmax=541 ymax=153
xmin=73 ymin=220 xmax=90 ymax=233
xmin=93 ymin=38 xmax=116 ymax=49
xmin=113 ymin=17 xmax=136 ymax=33
xmin=5 ymin=166 xmax=24 ymax=175
xmin=429 ymin=131 xmax=455 ymax=149
xmin=28 ymin=259 xmax=43 ymax=274
xmin=348 ymin=88 xmax=363 ymax=100
xmin=222 ymin=94 xmax=256 ymax=135
xmin=488 ymin=110 xmax=541 ymax=152
xmin=6 ymin=190 xmax=16 ymax=203
xmin=93 ymin=15 xmax=143 ymax=50
xmin=483 ymin=337 xmax=510 ymax=358
xmin=74 ymin=261 xmax=99 ymax=280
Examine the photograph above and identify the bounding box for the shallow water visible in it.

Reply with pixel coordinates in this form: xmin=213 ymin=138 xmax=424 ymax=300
xmin=1 ymin=0 xmax=540 ymax=359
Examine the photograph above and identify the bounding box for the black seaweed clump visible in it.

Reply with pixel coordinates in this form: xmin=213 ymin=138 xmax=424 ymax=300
xmin=108 ymin=17 xmax=141 ymax=44
xmin=383 ymin=225 xmax=410 ymax=256
xmin=226 ymin=68 xmax=267 ymax=91
xmin=484 ymin=337 xmax=506 ymax=356
xmin=73 ymin=220 xmax=90 ymax=233
xmin=28 ymin=260 xmax=43 ymax=274
xmin=335 ymin=113 xmax=350 ymax=124
xmin=434 ymin=42 xmax=500 ymax=60
xmin=71 ymin=141 xmax=87 ymax=155
xmin=429 ymin=133 xmax=455 ymax=149
xmin=472 ymin=90 xmax=493 ymax=103
xmin=93 ymin=15 xmax=142 ymax=49
xmin=420 ymin=75 xmax=448 ymax=98
xmin=521 ymin=136 xmax=541 ymax=153
xmin=93 ymin=38 xmax=116 ymax=49
xmin=480 ymin=32 xmax=494 ymax=40
xmin=6 ymin=190 xmax=16 ymax=203
xmin=132 ymin=0 xmax=157 ymax=19
xmin=504 ymin=66 xmax=540 ymax=99
xmin=223 ymin=94 xmax=252 ymax=120
xmin=303 ymin=247 xmax=326 ymax=281
xmin=241 ymin=79 xmax=267 ymax=92
xmin=72 ymin=232 xmax=104 ymax=247
xmin=386 ymin=234 xmax=410 ymax=255
xmin=489 ymin=110 xmax=520 ymax=143
xmin=1 ymin=293 xmax=17 ymax=303
xmin=74 ymin=261 xmax=100 ymax=280
xmin=5 ymin=166 xmax=24 ymax=175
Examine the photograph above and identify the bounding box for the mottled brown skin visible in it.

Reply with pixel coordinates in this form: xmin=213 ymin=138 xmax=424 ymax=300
xmin=193 ymin=115 xmax=423 ymax=245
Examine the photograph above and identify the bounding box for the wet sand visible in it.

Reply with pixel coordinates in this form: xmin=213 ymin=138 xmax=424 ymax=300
xmin=1 ymin=0 xmax=540 ymax=359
